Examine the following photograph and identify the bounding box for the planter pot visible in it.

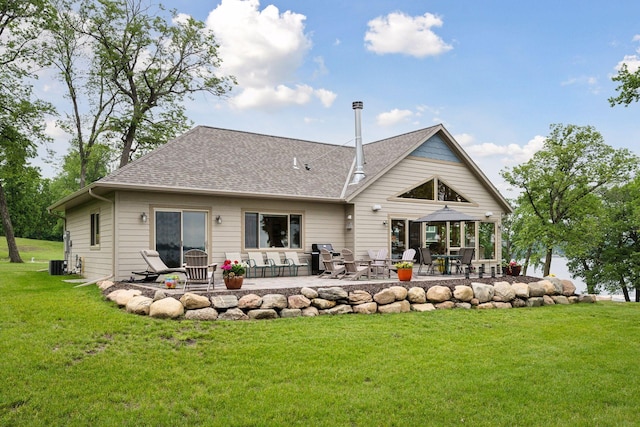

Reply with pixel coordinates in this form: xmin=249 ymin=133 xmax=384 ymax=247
xmin=224 ymin=276 xmax=244 ymax=289
xmin=503 ymin=266 xmax=521 ymax=276
xmin=397 ymin=268 xmax=413 ymax=282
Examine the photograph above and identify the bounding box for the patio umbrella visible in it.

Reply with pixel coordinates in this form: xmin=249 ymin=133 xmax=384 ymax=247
xmin=414 ymin=205 xmax=479 ymax=223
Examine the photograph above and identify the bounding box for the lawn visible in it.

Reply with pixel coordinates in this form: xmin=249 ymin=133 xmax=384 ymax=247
xmin=1 ymin=258 xmax=640 ymax=426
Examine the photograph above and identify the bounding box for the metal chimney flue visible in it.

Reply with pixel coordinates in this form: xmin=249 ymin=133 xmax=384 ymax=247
xmin=351 ymin=101 xmax=365 ymax=184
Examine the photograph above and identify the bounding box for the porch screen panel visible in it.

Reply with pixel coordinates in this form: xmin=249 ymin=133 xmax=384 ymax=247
xmin=156 ymin=211 xmax=181 ymax=267
xmin=479 ymin=222 xmax=496 ymax=260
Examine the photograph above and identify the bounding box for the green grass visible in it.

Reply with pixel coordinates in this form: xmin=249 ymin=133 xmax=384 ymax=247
xmin=1 ymin=243 xmax=640 ymax=425
xmin=0 ymin=237 xmax=63 ymax=263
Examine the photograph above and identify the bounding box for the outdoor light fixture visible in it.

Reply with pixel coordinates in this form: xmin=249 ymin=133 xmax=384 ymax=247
xmin=372 ymin=204 xmax=382 ymax=212
xmin=382 ymin=220 xmax=388 ymax=226
xmin=485 ymin=211 xmax=493 ymax=217
xmin=140 ymin=212 xmax=148 ymax=223
xmin=216 ymin=215 xmax=222 ymax=224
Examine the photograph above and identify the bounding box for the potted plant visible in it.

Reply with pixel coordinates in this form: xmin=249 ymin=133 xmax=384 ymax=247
xmin=221 ymin=259 xmax=247 ymax=289
xmin=394 ymin=261 xmax=414 ymax=281
xmin=502 ymin=259 xmax=521 ymax=276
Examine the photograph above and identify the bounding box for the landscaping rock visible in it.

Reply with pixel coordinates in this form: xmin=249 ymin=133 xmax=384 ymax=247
xmin=180 ymin=293 xmax=211 ymax=309
xmin=185 ymin=307 xmax=218 ymax=320
xmin=248 ymin=309 xmax=278 ymax=320
xmin=301 ymin=306 xmax=319 ymax=317
xmin=280 ymin=308 xmax=302 ymax=318
xmin=378 ymin=300 xmax=410 ymax=314
xmin=552 ymin=295 xmax=570 ymax=305
xmin=211 ymin=295 xmax=239 ymax=309
xmin=326 ymin=304 xmax=354 ymax=315
xmin=453 ymin=285 xmax=473 ymax=302
xmin=107 ymin=289 xmax=142 ymax=306
xmin=471 ymin=282 xmax=494 ymax=303
xmin=149 ymin=297 xmax=184 ymax=319
xmin=261 ymin=294 xmax=287 ymax=310
xmin=300 ymin=287 xmax=318 ymax=299
xmin=455 ymin=302 xmax=472 ymax=309
xmin=373 ymin=288 xmax=396 ymax=305
xmin=218 ymin=308 xmax=249 ymax=321
xmin=539 ymin=279 xmax=556 ymax=295
xmin=407 ymin=287 xmax=426 ymax=304
xmin=125 ymin=295 xmax=153 ymax=315
xmin=311 ymin=298 xmax=336 ymax=309
xmin=528 ymin=282 xmax=546 ymax=297
xmin=238 ymin=294 xmax=263 ymax=309
xmin=288 ymin=294 xmax=311 ymax=309
xmin=526 ymin=297 xmax=544 ymax=307
xmin=153 ymin=290 xmax=168 ymax=301
xmin=435 ymin=301 xmax=455 ymax=310
xmin=579 ymin=294 xmax=596 ymax=303
xmin=353 ymin=302 xmax=377 ymax=314
xmin=411 ymin=303 xmax=436 ymax=312
xmin=512 ymin=282 xmax=530 ymax=298
xmin=426 ymin=285 xmax=452 ymax=303
xmin=544 ymin=276 xmax=565 ymax=295
xmin=543 ymin=295 xmax=555 ymax=305
xmin=98 ymin=280 xmax=114 ymax=291
xmin=493 ymin=281 xmax=515 ymax=302
xmin=389 ymin=286 xmax=408 ymax=301
xmin=512 ymin=298 xmax=527 ymax=308
xmin=561 ymin=279 xmax=576 ymax=296
xmin=477 ymin=302 xmax=494 ymax=309
xmin=349 ymin=290 xmax=373 ymax=305
xmin=493 ymin=302 xmax=512 ymax=309
xmin=317 ymin=287 xmax=348 ymax=301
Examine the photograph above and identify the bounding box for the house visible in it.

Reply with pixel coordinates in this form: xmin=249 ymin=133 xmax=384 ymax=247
xmin=49 ymin=109 xmax=512 ymax=281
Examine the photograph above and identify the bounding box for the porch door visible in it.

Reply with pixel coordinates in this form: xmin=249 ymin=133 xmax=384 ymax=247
xmin=155 ymin=210 xmax=207 ymax=268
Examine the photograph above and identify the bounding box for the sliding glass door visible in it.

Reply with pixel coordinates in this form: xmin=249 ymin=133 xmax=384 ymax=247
xmin=155 ymin=210 xmax=207 ymax=267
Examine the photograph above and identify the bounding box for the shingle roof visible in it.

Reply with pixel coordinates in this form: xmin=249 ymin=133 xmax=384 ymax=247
xmin=97 ymin=125 xmax=441 ymax=200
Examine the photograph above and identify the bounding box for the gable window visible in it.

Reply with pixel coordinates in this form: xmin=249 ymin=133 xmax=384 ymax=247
xmin=90 ymin=211 xmax=100 ymax=246
xmin=245 ymin=212 xmax=302 ymax=249
xmin=399 ymin=178 xmax=469 ymax=203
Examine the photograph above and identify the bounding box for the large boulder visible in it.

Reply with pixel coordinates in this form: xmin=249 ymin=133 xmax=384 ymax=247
xmin=373 ymin=288 xmax=396 ymax=305
xmin=561 ymin=279 xmax=576 ymax=296
xmin=539 ymin=279 xmax=557 ymax=295
xmin=552 ymin=295 xmax=570 ymax=305
xmin=426 ymin=285 xmax=452 ymax=303
xmin=280 ymin=308 xmax=302 ymax=318
xmin=311 ymin=298 xmax=337 ymax=309
xmin=149 ymin=297 xmax=184 ymax=319
xmin=107 ymin=289 xmax=142 ymax=306
xmin=471 ymin=283 xmax=494 ymax=303
xmin=544 ymin=276 xmax=565 ymax=295
xmin=211 ymin=295 xmax=239 ymax=309
xmin=528 ymin=282 xmax=546 ymax=297
xmin=248 ymin=309 xmax=279 ymax=320
xmin=98 ymin=280 xmax=114 ymax=291
xmin=453 ymin=285 xmax=473 ymax=302
xmin=125 ymin=295 xmax=153 ymax=315
xmin=325 ymin=304 xmax=354 ymax=315
xmin=185 ymin=307 xmax=218 ymax=320
xmin=301 ymin=306 xmax=319 ymax=317
xmin=288 ymin=294 xmax=311 ymax=309
xmin=300 ymin=287 xmax=318 ymax=299
xmin=378 ymin=300 xmax=410 ymax=314
xmin=512 ymin=282 xmax=530 ymax=298
xmin=435 ymin=301 xmax=455 ymax=310
xmin=238 ymin=294 xmax=263 ymax=310
xmin=493 ymin=281 xmax=515 ymax=302
xmin=180 ymin=292 xmax=211 ymax=310
xmin=411 ymin=303 xmax=436 ymax=312
xmin=407 ymin=287 xmax=426 ymax=304
xmin=218 ymin=308 xmax=249 ymax=321
xmin=353 ymin=302 xmax=377 ymax=314
xmin=261 ymin=294 xmax=287 ymax=310
xmin=317 ymin=287 xmax=348 ymax=301
xmin=349 ymin=290 xmax=373 ymax=305
xmin=579 ymin=294 xmax=596 ymax=303
xmin=526 ymin=297 xmax=544 ymax=307
xmin=389 ymin=286 xmax=408 ymax=301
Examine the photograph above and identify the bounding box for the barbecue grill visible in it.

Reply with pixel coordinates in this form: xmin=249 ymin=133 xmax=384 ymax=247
xmin=311 ymin=243 xmax=340 ymax=275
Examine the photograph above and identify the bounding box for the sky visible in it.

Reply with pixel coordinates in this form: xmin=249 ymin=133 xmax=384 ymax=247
xmin=37 ymin=0 xmax=640 ymax=199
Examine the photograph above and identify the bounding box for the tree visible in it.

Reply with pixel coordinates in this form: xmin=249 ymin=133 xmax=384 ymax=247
xmin=0 ymin=0 xmax=55 ymax=262
xmin=609 ymin=63 xmax=640 ymax=107
xmin=74 ymin=0 xmax=235 ymax=168
xmin=501 ymin=124 xmax=638 ymax=276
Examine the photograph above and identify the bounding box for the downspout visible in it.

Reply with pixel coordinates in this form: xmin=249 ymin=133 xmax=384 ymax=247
xmin=88 ymin=187 xmax=117 ymax=280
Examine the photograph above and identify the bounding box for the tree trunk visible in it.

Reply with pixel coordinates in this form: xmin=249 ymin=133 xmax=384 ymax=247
xmin=0 ymin=181 xmax=23 ymax=263
xmin=543 ymin=247 xmax=553 ymax=277
xmin=621 ymin=285 xmax=630 ymax=302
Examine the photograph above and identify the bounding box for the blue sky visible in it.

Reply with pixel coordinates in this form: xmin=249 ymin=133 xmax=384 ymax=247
xmin=39 ymin=0 xmax=640 ymax=198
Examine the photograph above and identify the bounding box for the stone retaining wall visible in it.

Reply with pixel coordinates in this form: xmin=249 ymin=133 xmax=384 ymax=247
xmin=101 ymin=277 xmax=595 ymax=321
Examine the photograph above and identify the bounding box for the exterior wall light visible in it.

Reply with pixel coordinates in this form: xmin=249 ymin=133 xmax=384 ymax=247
xmin=216 ymin=215 xmax=222 ymax=224
xmin=140 ymin=212 xmax=148 ymax=223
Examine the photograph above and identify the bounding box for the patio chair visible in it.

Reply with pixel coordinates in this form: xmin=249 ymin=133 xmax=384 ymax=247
xmin=183 ymin=249 xmax=217 ymax=292
xmin=133 ymin=249 xmax=186 ymax=282
xmin=284 ymin=251 xmax=310 ymax=276
xmin=247 ymin=252 xmax=275 ymax=278
xmin=265 ymin=252 xmax=291 ymax=276
xmin=417 ymin=247 xmax=437 ymax=275
xmin=455 ymin=247 xmax=475 ymax=274
xmin=389 ymin=248 xmax=416 ymax=272
xmin=341 ymin=248 xmax=370 ymax=281
xmin=320 ymin=248 xmax=345 ymax=279
xmin=368 ymin=248 xmax=390 ymax=278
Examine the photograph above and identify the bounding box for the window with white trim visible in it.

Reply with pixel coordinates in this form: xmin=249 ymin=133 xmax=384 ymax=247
xmin=90 ymin=211 xmax=100 ymax=246
xmin=244 ymin=212 xmax=302 ymax=249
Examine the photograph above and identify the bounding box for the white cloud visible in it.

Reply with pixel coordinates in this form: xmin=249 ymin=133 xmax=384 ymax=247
xmin=314 ymin=88 xmax=337 ymax=107
xmin=453 ymin=132 xmax=474 ymax=146
xmin=364 ymin=12 xmax=452 ymax=58
xmin=460 ymin=135 xmax=545 ymax=164
xmin=376 ymin=108 xmax=413 ymax=126
xmin=633 ymin=34 xmax=640 ymax=42
xmin=615 ymin=54 xmax=640 ymax=73
xmin=206 ymin=0 xmax=333 ymax=110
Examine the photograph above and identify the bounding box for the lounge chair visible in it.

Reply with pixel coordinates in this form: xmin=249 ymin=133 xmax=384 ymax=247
xmin=284 ymin=251 xmax=310 ymax=276
xmin=417 ymin=247 xmax=437 ymax=275
xmin=341 ymin=248 xmax=370 ymax=280
xmin=183 ymin=249 xmax=217 ymax=292
xmin=368 ymin=248 xmax=390 ymax=278
xmin=133 ymin=249 xmax=186 ymax=282
xmin=320 ymin=248 xmax=345 ymax=279
xmin=265 ymin=252 xmax=291 ymax=276
xmin=247 ymin=252 xmax=274 ymax=278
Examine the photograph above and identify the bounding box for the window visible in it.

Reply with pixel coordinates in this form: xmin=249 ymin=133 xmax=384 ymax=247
xmin=90 ymin=212 xmax=100 ymax=246
xmin=478 ymin=222 xmax=496 ymax=260
xmin=245 ymin=212 xmax=302 ymax=249
xmin=399 ymin=178 xmax=469 ymax=203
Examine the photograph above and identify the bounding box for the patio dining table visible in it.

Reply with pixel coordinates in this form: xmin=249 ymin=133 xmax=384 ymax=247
xmin=433 ymin=254 xmax=462 ymax=275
